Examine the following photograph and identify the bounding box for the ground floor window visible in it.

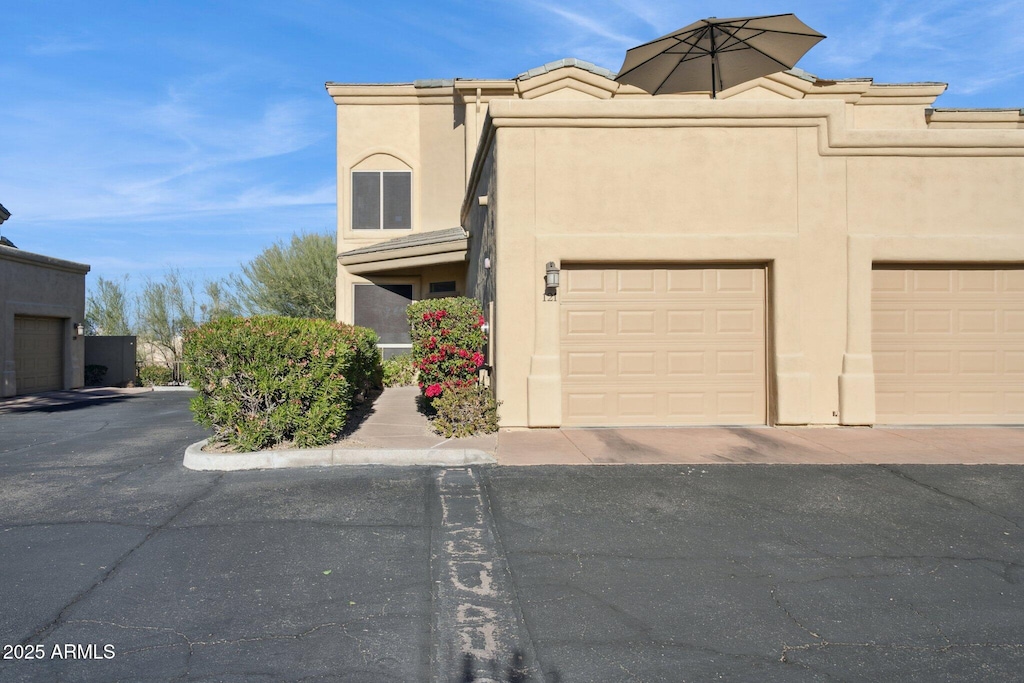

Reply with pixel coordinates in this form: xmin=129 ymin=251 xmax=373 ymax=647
xmin=353 ymin=283 xmax=414 ymax=359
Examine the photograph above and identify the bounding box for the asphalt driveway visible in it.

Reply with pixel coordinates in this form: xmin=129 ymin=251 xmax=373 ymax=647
xmin=1 ymin=392 xmax=1022 ymax=681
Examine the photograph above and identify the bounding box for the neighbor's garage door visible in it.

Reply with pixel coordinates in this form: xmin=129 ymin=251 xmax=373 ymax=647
xmin=14 ymin=316 xmax=64 ymax=395
xmin=560 ymin=266 xmax=766 ymax=426
xmin=872 ymin=267 xmax=1024 ymax=424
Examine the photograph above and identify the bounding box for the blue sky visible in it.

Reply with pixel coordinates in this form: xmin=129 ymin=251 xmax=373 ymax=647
xmin=2 ymin=1 xmax=1022 ymax=297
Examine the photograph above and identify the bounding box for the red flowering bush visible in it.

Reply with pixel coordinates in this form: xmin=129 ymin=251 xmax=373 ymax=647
xmin=407 ymin=297 xmax=487 ymax=403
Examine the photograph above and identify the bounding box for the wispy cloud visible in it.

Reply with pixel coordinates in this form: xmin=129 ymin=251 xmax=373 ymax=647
xmin=0 ymin=72 xmax=331 ymax=226
xmin=26 ymin=35 xmax=99 ymax=56
xmin=534 ymin=3 xmax=641 ymax=44
xmin=811 ymin=0 xmax=1024 ymax=101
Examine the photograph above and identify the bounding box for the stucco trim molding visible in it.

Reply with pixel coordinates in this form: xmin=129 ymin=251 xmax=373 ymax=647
xmin=0 ymin=245 xmax=90 ymax=275
xmin=484 ymin=99 xmax=1024 ymax=157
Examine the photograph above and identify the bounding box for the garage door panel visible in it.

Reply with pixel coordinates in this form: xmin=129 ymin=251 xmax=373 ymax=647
xmin=1006 ymin=311 xmax=1024 ymax=333
xmin=873 ymin=267 xmax=1024 ymax=424
xmin=618 ymin=270 xmax=656 ymax=293
xmin=913 ymin=270 xmax=954 ymax=292
xmin=561 ymin=266 xmax=766 ymax=426
xmin=717 ymin=309 xmax=758 ymax=334
xmin=617 ymin=310 xmax=656 ymax=334
xmin=667 ymin=270 xmax=705 ymax=292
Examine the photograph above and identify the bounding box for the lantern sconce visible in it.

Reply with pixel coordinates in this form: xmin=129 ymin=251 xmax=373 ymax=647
xmin=73 ymin=322 xmax=85 ymax=338
xmin=544 ymin=261 xmax=560 ymax=300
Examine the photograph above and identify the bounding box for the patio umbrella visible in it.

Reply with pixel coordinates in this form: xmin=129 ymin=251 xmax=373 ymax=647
xmin=615 ymin=14 xmax=825 ymax=98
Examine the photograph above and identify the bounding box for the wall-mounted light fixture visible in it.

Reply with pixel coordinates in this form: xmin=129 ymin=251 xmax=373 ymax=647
xmin=544 ymin=261 xmax=560 ymax=300
xmin=73 ymin=322 xmax=85 ymax=338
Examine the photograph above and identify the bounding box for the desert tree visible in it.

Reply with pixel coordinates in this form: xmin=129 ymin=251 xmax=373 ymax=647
xmin=85 ymin=275 xmax=134 ymax=335
xmin=232 ymin=231 xmax=336 ymax=319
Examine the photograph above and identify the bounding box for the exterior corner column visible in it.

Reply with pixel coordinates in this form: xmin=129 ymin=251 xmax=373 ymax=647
xmin=770 ymin=254 xmax=811 ymax=425
xmin=838 ymin=235 xmax=875 ymax=425
xmin=2 ymin=361 xmax=14 ymax=397
xmin=527 ymin=261 xmax=561 ymax=427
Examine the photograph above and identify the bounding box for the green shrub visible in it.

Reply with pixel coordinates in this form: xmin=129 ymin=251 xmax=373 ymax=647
xmin=407 ymin=297 xmax=486 ymax=401
xmin=182 ymin=316 xmax=381 ymax=451
xmin=430 ymin=384 xmax=500 ymax=438
xmin=138 ymin=365 xmax=173 ymax=386
xmin=84 ymin=364 xmax=108 ymax=386
xmin=382 ymin=353 xmax=417 ymax=387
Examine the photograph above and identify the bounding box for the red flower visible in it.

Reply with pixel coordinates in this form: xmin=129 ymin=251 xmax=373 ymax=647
xmin=422 ymin=312 xmax=431 ymax=321
xmin=425 ymin=384 xmax=443 ymax=398
xmin=472 ymin=352 xmax=485 ymax=367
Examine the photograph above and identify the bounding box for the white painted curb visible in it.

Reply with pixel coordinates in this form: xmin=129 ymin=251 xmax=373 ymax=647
xmin=183 ymin=439 xmax=496 ymax=471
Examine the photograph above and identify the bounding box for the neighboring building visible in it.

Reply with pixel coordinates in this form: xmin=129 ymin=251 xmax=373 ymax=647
xmin=327 ymin=60 xmax=1024 ymax=428
xmin=0 ymin=206 xmax=91 ymax=396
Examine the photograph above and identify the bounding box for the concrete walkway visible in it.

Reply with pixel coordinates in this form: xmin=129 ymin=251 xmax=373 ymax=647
xmin=498 ymin=424 xmax=1024 ymax=465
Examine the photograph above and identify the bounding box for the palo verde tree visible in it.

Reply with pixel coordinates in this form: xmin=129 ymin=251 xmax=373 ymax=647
xmin=136 ymin=269 xmax=199 ymax=365
xmin=85 ymin=275 xmax=134 ymax=336
xmin=232 ymin=232 xmax=336 ymax=319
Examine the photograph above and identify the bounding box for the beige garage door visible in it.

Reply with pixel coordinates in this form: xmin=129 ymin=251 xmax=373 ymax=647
xmin=14 ymin=316 xmax=64 ymax=395
xmin=560 ymin=266 xmax=766 ymax=426
xmin=872 ymin=267 xmax=1024 ymax=424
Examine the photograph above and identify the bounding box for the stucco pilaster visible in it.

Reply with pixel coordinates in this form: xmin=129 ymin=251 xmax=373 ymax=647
xmin=527 ymin=258 xmax=561 ymax=427
xmin=839 ymin=235 xmax=876 ymax=425
xmin=770 ymin=253 xmax=811 ymax=425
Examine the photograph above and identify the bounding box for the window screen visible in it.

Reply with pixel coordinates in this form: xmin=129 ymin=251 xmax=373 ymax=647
xmin=382 ymin=172 xmax=411 ymax=230
xmin=353 ymin=284 xmax=414 ymax=344
xmin=352 ymin=172 xmax=381 ymax=230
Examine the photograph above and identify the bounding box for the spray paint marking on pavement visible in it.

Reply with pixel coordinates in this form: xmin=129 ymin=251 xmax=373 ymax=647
xmin=432 ymin=468 xmax=536 ymax=682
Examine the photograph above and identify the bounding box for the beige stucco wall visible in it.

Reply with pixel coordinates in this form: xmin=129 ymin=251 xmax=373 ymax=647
xmin=329 ymin=82 xmax=515 ymax=323
xmin=472 ymin=96 xmax=1024 ymax=428
xmin=0 ymin=246 xmax=90 ymax=396
xmin=330 ymin=68 xmax=1024 ymax=428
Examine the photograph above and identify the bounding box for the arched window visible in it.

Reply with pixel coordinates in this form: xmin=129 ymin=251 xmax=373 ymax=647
xmin=351 ymin=154 xmax=412 ymax=230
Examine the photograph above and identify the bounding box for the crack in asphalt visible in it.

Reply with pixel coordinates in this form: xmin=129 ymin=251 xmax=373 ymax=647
xmin=882 ymin=466 xmax=1023 ymax=531
xmin=781 ymin=641 xmax=1024 ymax=657
xmin=1 ymin=520 xmax=152 ymax=532
xmin=163 ymin=519 xmax=425 ymax=531
xmin=770 ymin=586 xmax=823 ymax=643
xmin=18 ymin=473 xmax=224 ymax=648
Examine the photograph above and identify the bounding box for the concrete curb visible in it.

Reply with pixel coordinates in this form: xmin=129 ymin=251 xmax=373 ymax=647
xmin=152 ymin=386 xmax=195 ymax=392
xmin=183 ymin=439 xmax=496 ymax=471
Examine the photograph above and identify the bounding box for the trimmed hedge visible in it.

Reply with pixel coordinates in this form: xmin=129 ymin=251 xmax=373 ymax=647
xmin=407 ymin=297 xmax=486 ymax=401
xmin=430 ymin=384 xmax=500 ymax=438
xmin=382 ymin=353 xmax=417 ymax=387
xmin=182 ymin=316 xmax=381 ymax=451
xmin=139 ymin=365 xmax=172 ymax=386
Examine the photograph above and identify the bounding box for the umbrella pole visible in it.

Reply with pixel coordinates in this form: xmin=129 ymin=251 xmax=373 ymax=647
xmin=709 ymin=26 xmax=718 ymax=99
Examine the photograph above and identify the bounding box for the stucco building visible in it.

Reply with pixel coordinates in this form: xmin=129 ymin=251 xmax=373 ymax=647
xmin=327 ymin=60 xmax=1024 ymax=428
xmin=0 ymin=206 xmax=90 ymax=397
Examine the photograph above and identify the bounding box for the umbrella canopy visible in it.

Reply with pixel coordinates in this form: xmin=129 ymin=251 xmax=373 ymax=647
xmin=615 ymin=14 xmax=825 ymax=98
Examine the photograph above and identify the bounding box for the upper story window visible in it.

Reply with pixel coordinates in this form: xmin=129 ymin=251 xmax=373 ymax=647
xmin=352 ymin=171 xmax=411 ymax=230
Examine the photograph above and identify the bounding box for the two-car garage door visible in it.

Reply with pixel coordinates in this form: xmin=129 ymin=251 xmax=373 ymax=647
xmin=560 ymin=266 xmax=766 ymax=426
xmin=873 ymin=267 xmax=1024 ymax=424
